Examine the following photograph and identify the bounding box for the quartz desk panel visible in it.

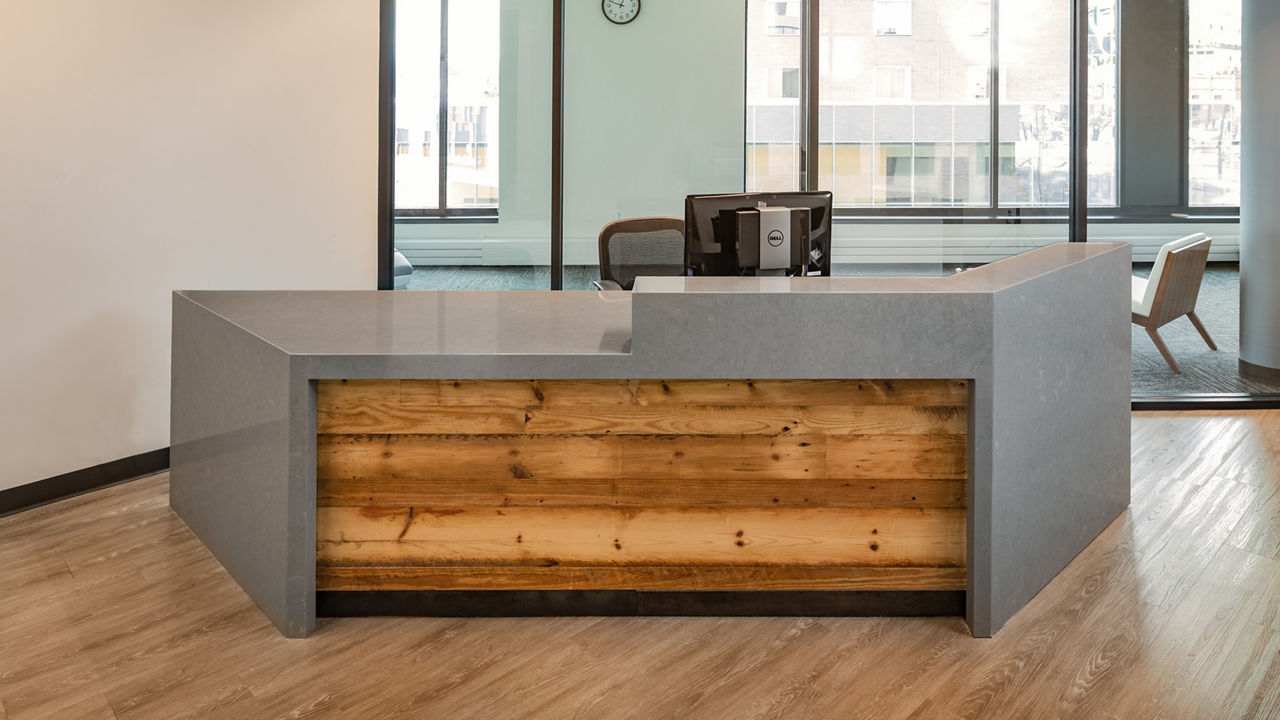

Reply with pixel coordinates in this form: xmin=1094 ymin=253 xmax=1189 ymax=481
xmin=170 ymin=242 xmax=1131 ymax=638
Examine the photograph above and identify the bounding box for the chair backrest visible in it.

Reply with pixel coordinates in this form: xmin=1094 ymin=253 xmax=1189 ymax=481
xmin=598 ymin=217 xmax=686 ymax=290
xmin=1138 ymin=233 xmax=1205 ymax=313
xmin=1149 ymin=234 xmax=1213 ymax=326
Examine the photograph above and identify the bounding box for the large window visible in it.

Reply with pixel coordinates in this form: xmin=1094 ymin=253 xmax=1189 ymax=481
xmin=394 ymin=0 xmax=500 ymax=215
xmin=1188 ymin=0 xmax=1242 ymax=207
xmin=746 ymin=1 xmax=803 ymax=193
xmin=747 ymin=0 xmax=1119 ymax=211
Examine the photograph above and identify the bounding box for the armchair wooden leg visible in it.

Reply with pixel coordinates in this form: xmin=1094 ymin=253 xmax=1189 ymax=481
xmin=1147 ymin=327 xmax=1182 ymax=374
xmin=1187 ymin=310 xmax=1218 ymax=351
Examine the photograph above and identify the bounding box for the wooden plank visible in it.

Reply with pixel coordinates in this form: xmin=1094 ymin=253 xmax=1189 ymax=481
xmin=317 ymin=434 xmax=828 ymax=483
xmin=827 ymin=434 xmax=968 ymax=480
xmin=628 ymin=379 xmax=968 ymax=408
xmin=318 ymin=433 xmax=966 ymax=483
xmin=317 ymin=476 xmax=968 ymax=509
xmin=319 ymin=401 xmax=966 ymax=436
xmin=315 ymin=506 xmax=966 ymax=568
xmin=320 ymin=379 xmax=969 ymax=412
xmin=315 ymin=565 xmax=968 ymax=592
xmin=318 ymin=405 xmax=530 ymax=435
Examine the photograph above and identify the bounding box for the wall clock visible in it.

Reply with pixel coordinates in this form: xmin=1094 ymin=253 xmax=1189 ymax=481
xmin=602 ymin=0 xmax=640 ymax=25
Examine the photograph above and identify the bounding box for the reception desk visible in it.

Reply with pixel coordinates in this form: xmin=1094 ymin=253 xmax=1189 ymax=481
xmin=170 ymin=242 xmax=1131 ymax=638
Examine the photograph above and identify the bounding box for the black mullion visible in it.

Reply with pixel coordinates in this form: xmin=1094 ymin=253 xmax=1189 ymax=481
xmin=1069 ymin=0 xmax=1088 ymax=241
xmin=551 ymin=0 xmax=564 ymax=290
xmin=377 ymin=0 xmax=396 ymax=290
xmin=438 ymin=0 xmax=449 ymax=213
xmin=741 ymin=0 xmax=748 ymax=192
xmin=802 ymin=0 xmax=819 ymax=192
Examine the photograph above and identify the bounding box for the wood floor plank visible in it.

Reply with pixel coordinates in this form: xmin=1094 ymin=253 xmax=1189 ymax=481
xmin=3 ymin=410 xmax=1280 ymax=719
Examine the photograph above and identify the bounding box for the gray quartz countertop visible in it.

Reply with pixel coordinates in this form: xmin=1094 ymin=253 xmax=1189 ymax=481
xmin=178 ymin=290 xmax=635 ymax=356
xmin=178 ymin=243 xmax=1124 ymax=358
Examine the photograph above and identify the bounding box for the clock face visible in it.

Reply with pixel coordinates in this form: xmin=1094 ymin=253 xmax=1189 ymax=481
xmin=602 ymin=0 xmax=640 ymax=25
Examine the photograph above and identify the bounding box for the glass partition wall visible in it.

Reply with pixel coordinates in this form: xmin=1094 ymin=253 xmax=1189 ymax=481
xmin=1097 ymin=0 xmax=1277 ymax=398
xmin=393 ymin=0 xmax=552 ymax=290
xmin=563 ymin=0 xmax=747 ymax=289
xmin=746 ymin=0 xmax=1073 ymax=276
xmin=383 ymin=0 xmax=1277 ymax=404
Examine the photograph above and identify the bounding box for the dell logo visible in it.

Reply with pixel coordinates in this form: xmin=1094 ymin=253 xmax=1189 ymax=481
xmin=767 ymin=229 xmax=785 ymax=247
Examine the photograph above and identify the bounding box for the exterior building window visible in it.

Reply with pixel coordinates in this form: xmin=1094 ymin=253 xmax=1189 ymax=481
xmin=874 ymin=0 xmax=912 ymax=36
xmin=966 ymin=65 xmax=990 ymax=99
xmin=769 ymin=67 xmax=801 ymax=99
xmin=971 ymin=0 xmax=991 ymax=35
xmin=1188 ymin=0 xmax=1242 ymax=207
xmin=874 ymin=67 xmax=911 ymax=102
xmin=394 ymin=0 xmax=500 ymax=215
xmin=747 ymin=0 xmax=1124 ymax=212
xmin=766 ymin=0 xmax=802 ymax=36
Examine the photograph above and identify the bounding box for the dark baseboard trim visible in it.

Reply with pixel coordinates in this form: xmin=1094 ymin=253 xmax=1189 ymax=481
xmin=316 ymin=590 xmax=965 ymax=618
xmin=0 ymin=447 xmax=170 ymax=519
xmin=1132 ymin=394 xmax=1280 ymax=411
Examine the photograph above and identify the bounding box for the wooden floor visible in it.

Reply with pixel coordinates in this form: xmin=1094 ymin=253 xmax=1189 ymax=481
xmin=4 ymin=411 xmax=1280 ymax=719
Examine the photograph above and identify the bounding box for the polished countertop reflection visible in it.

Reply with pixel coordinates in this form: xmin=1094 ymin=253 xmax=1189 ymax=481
xmin=179 ymin=243 xmax=1123 ymax=357
xmin=179 ymin=289 xmax=635 ymax=356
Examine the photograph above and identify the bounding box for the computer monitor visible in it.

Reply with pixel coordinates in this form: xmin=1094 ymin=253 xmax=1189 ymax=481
xmin=684 ymin=191 xmax=833 ymax=277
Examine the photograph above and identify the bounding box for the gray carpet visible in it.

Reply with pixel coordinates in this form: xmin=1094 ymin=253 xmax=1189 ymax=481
xmin=1130 ymin=262 xmax=1279 ymax=396
xmin=406 ymin=262 xmax=1280 ymax=396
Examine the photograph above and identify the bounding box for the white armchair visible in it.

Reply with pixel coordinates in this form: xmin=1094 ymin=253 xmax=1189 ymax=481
xmin=1131 ymin=233 xmax=1216 ymax=373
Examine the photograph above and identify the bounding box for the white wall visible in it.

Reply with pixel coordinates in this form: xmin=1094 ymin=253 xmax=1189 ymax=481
xmin=0 ymin=1 xmax=379 ymax=492
xmin=396 ymin=0 xmax=747 ymax=267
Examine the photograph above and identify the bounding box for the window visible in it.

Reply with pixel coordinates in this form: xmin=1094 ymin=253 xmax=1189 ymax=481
xmin=813 ymin=0 xmax=994 ymax=208
xmin=769 ymin=67 xmax=801 ymax=99
xmin=1089 ymin=0 xmax=1118 ymax=206
xmin=873 ymin=67 xmax=911 ymax=102
xmin=966 ymin=65 xmax=989 ymax=100
xmin=748 ymin=0 xmax=1119 ymax=211
xmin=998 ymin=0 xmax=1071 ymax=206
xmin=874 ymin=0 xmax=912 ymax=36
xmin=394 ymin=0 xmax=500 ymax=215
xmin=998 ymin=0 xmax=1114 ymax=207
xmin=766 ymin=0 xmax=802 ymax=36
xmin=747 ymin=0 xmax=803 ymax=192
xmin=1188 ymin=0 xmax=1241 ymax=207
xmin=971 ymin=0 xmax=991 ymax=35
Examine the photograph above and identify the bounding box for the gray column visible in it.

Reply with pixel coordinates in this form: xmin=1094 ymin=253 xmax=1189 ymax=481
xmin=1119 ymin=0 xmax=1186 ymax=210
xmin=1241 ymin=0 xmax=1280 ymax=380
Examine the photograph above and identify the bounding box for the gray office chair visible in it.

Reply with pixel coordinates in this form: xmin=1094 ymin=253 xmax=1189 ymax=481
xmin=592 ymin=217 xmax=686 ymax=291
